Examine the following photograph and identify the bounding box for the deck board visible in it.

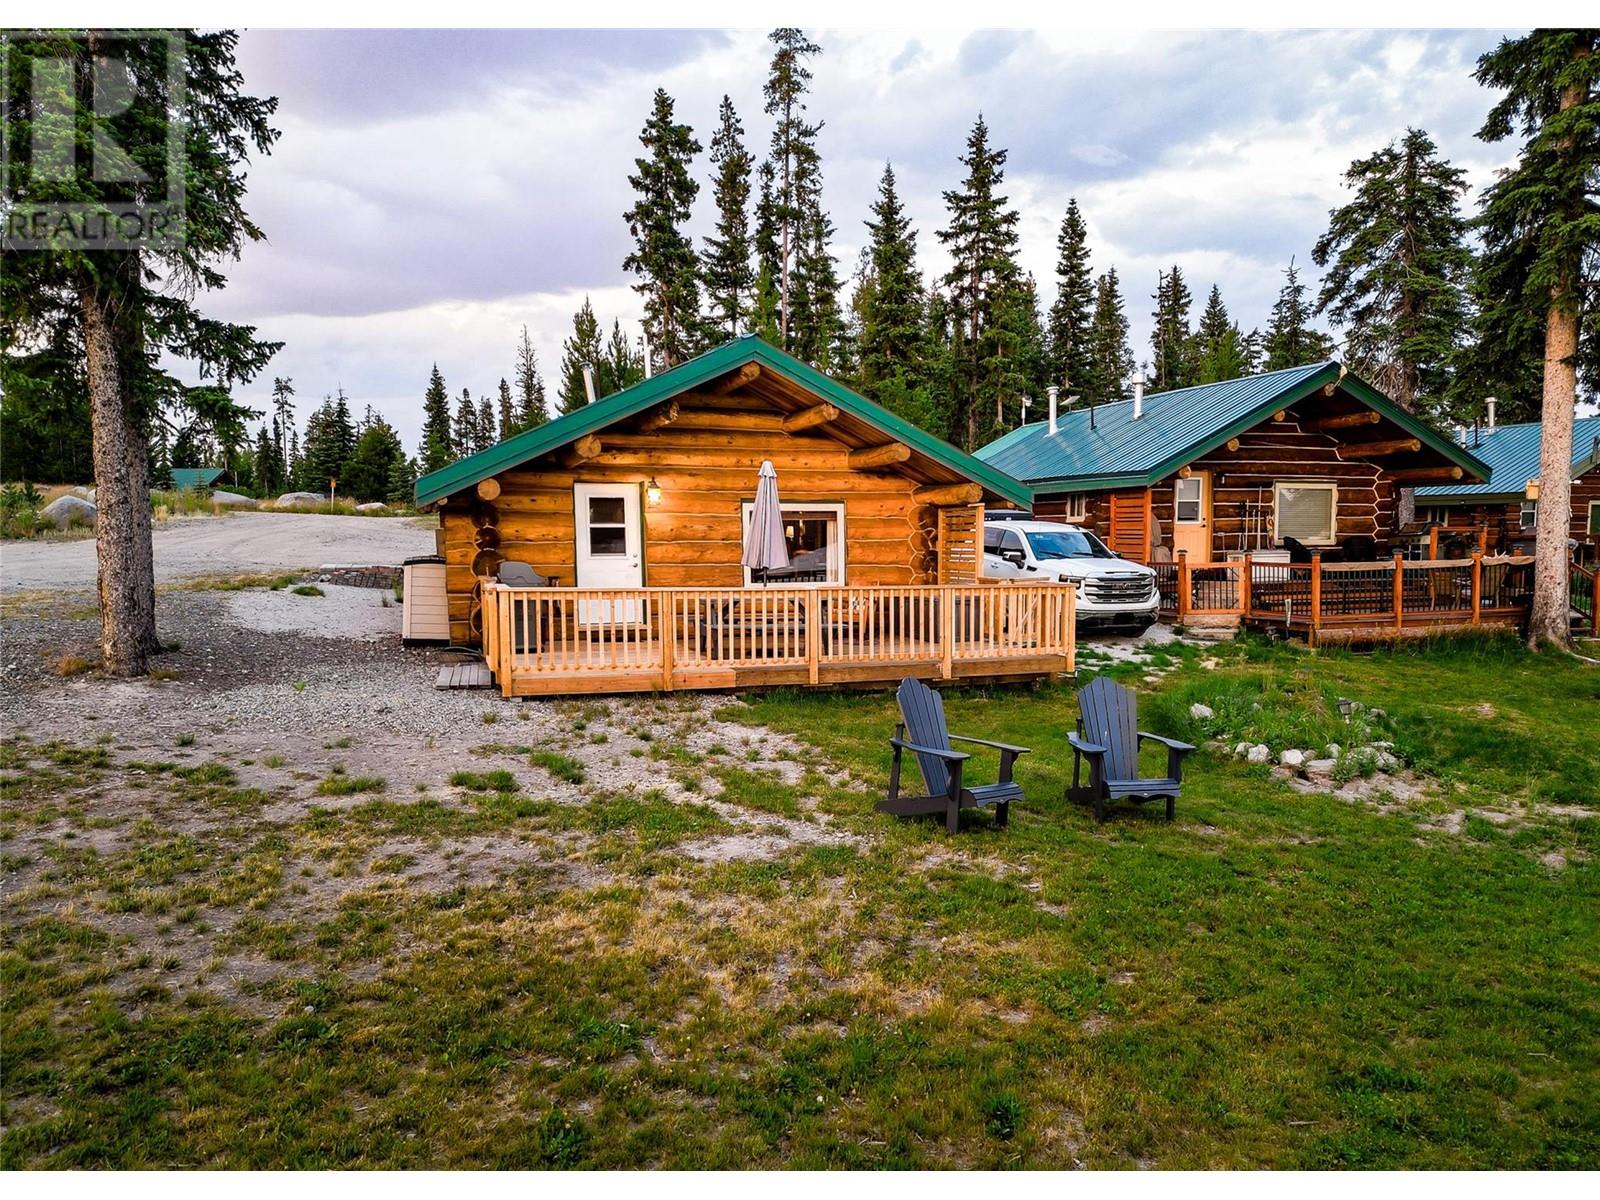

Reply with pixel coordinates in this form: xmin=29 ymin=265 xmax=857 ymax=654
xmin=436 ymin=661 xmax=494 ymax=690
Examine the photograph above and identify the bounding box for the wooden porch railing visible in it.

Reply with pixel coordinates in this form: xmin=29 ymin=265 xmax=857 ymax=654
xmin=1572 ymin=560 xmax=1599 ymax=637
xmin=479 ymin=581 xmax=1076 ymax=696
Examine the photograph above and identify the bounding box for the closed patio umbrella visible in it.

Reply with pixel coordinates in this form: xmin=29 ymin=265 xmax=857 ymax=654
xmin=742 ymin=459 xmax=790 ymax=585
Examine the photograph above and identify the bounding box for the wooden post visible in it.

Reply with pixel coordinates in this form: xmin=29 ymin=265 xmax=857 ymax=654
xmin=1477 ymin=526 xmax=1488 ymax=556
xmin=1428 ymin=526 xmax=1440 ymax=560
xmin=1309 ymin=554 xmax=1323 ymax=638
xmin=659 ymin=591 xmax=675 ymax=691
xmin=1393 ymin=553 xmax=1405 ymax=631
xmin=806 ymin=593 xmax=821 ymax=685
xmin=1177 ymin=550 xmax=1191 ymax=620
xmin=1471 ymin=552 xmax=1483 ymax=624
xmin=1064 ymin=582 xmax=1076 ymax=674
xmin=939 ymin=586 xmax=955 ymax=680
xmin=1241 ymin=554 xmax=1253 ymax=616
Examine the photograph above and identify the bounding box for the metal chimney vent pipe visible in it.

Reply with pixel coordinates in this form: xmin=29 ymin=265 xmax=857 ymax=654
xmin=1047 ymin=385 xmax=1059 ymax=435
xmin=1485 ymin=397 xmax=1497 ymax=431
xmin=1132 ymin=372 xmax=1146 ymax=420
xmin=581 ymin=365 xmax=597 ymax=405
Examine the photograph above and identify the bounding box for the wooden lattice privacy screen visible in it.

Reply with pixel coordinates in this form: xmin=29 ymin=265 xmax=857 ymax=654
xmin=1107 ymin=490 xmax=1152 ymax=562
xmin=937 ymin=504 xmax=985 ymax=583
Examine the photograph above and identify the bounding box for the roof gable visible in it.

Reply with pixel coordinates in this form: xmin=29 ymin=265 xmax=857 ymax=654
xmin=1414 ymin=414 xmax=1600 ymax=500
xmin=975 ymin=362 xmax=1490 ymax=492
xmin=415 ymin=336 xmax=1032 ymax=507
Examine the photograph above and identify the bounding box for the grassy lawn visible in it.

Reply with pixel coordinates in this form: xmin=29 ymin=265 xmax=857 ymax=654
xmin=2 ymin=634 xmax=1596 ymax=1167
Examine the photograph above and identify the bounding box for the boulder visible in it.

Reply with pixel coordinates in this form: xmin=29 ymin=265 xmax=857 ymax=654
xmin=356 ymin=501 xmax=388 ymax=512
xmin=210 ymin=490 xmax=257 ymax=508
xmin=1373 ymin=750 xmax=1401 ymax=772
xmin=1303 ymin=758 xmax=1338 ymax=778
xmin=40 ymin=494 xmax=97 ymax=529
xmin=1234 ymin=742 xmax=1252 ymax=758
xmin=1324 ymin=743 xmax=1342 ymax=758
xmin=1279 ymin=748 xmax=1305 ymax=768
xmin=1245 ymin=744 xmax=1271 ymax=765
xmin=1189 ymin=703 xmax=1215 ymax=720
xmin=275 ymin=491 xmax=325 ymax=509
xmin=71 ymin=485 xmax=92 ymax=498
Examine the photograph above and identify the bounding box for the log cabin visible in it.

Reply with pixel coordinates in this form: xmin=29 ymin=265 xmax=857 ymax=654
xmin=974 ymin=363 xmax=1534 ymax=644
xmin=414 ymin=336 xmax=1075 ymax=696
xmin=1414 ymin=415 xmax=1600 ymax=563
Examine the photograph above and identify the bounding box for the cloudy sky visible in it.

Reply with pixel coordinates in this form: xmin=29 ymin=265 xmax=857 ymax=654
xmin=212 ymin=27 xmax=1519 ymax=452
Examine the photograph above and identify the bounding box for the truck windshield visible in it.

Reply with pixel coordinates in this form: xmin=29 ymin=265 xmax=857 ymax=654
xmin=1025 ymin=529 xmax=1114 ymax=560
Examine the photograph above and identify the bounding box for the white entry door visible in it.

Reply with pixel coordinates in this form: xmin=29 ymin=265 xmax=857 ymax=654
xmin=574 ymin=483 xmax=643 ymax=624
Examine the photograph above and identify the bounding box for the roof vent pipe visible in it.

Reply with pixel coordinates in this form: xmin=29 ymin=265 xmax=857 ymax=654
xmin=1047 ymin=385 xmax=1059 ymax=435
xmin=1485 ymin=397 xmax=1496 ymax=431
xmin=1132 ymin=372 xmax=1145 ymax=420
xmin=642 ymin=332 xmax=653 ymax=379
xmin=581 ymin=364 xmax=597 ymax=405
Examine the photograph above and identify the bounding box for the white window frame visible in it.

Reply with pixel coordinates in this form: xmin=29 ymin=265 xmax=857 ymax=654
xmin=1519 ymin=500 xmax=1538 ymax=530
xmin=1174 ymin=476 xmax=1204 ymax=524
xmin=1057 ymin=494 xmax=1087 ymax=522
xmin=739 ymin=501 xmax=845 ymax=587
xmin=1273 ymin=481 xmax=1339 ymax=546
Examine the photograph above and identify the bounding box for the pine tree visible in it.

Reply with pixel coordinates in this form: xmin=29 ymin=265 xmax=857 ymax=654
xmin=1471 ymin=30 xmax=1599 ymax=647
xmin=1312 ymin=128 xmax=1473 ymax=416
xmin=343 ymin=413 xmax=407 ymax=503
xmin=598 ymin=320 xmax=644 ymax=397
xmin=1149 ymin=266 xmax=1196 ymax=390
xmin=857 ymin=163 xmax=927 ymax=412
xmin=386 ymin=456 xmax=418 ymax=508
xmin=792 ymin=200 xmax=843 ymax=368
xmin=419 ymin=364 xmax=454 ymax=475
xmin=1264 ymin=259 xmax=1334 ymax=371
xmin=1087 ymin=269 xmax=1134 ymax=404
xmin=270 ymin=377 xmax=295 ymax=470
xmin=702 ymin=96 xmax=755 ymax=340
xmin=476 ymin=391 xmax=497 ymax=451
xmin=1194 ymin=285 xmax=1249 ymax=384
xmin=557 ymin=299 xmax=605 ymax=415
xmin=286 ymin=425 xmax=301 ymax=487
xmin=453 ymin=388 xmax=479 ymax=460
xmin=252 ymin=420 xmax=282 ymax=496
xmin=299 ymin=396 xmax=350 ymax=493
xmin=496 ymin=378 xmax=515 ymax=441
xmin=764 ymin=28 xmax=824 ymax=348
xmin=1047 ymin=199 xmax=1096 ymax=397
xmin=623 ymin=88 xmax=704 ymax=370
xmin=329 ymin=387 xmax=356 ymax=473
xmin=513 ymin=326 xmax=549 ymax=432
xmin=986 ymin=274 xmax=1050 ymax=441
xmin=938 ymin=115 xmax=1024 ymax=449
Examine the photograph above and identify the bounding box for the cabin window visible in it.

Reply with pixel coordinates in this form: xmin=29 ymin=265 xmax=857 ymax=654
xmin=1174 ymin=476 xmax=1204 ymax=523
xmin=585 ymin=495 xmax=629 ymax=556
xmin=1588 ymin=501 xmax=1600 ymax=536
xmin=1274 ymin=482 xmax=1337 ymax=545
xmin=1419 ymin=505 xmax=1449 ymax=526
xmin=740 ymin=501 xmax=845 ymax=585
xmin=1055 ymin=494 xmax=1087 ymax=521
xmin=1519 ymin=501 xmax=1538 ymax=530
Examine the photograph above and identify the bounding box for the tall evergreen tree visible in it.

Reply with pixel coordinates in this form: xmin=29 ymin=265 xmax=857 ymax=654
xmin=1149 ymin=266 xmax=1196 ymax=390
xmin=623 ymin=88 xmax=704 ymax=370
xmin=496 ymin=378 xmax=515 ymax=441
xmin=1264 ymin=259 xmax=1334 ymax=370
xmin=702 ymin=95 xmax=755 ymax=340
xmin=419 ymin=364 xmax=454 ymax=474
xmin=857 ymin=164 xmax=927 ymax=413
xmin=1194 ymin=285 xmax=1249 ymax=384
xmin=937 ymin=115 xmax=1024 ymax=449
xmin=453 ymin=388 xmax=479 ymax=460
xmin=1470 ymin=30 xmax=1599 ymax=647
xmin=792 ymin=200 xmax=843 ymax=368
xmin=342 ymin=412 xmax=407 ymax=504
xmin=270 ymin=376 xmax=295 ymax=469
xmin=475 ymin=390 xmax=497 ymax=451
xmin=1087 ymin=268 xmax=1134 ymax=404
xmin=1047 ymin=199 xmax=1096 ymax=398
xmin=1312 ymin=127 xmax=1473 ymax=417
xmin=764 ymin=28 xmax=824 ymax=348
xmin=329 ymin=386 xmax=356 ymax=470
xmin=598 ymin=320 xmax=645 ymax=397
xmin=513 ymin=326 xmax=549 ymax=432
xmin=557 ymin=299 xmax=604 ymax=415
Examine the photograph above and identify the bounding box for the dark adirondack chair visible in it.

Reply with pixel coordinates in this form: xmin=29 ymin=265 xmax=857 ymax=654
xmin=878 ymin=677 xmax=1030 ymax=833
xmin=1068 ymin=676 xmax=1195 ymax=822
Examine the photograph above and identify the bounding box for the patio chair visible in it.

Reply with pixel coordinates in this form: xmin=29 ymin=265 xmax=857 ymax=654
xmin=497 ymin=561 xmax=556 ymax=588
xmin=878 ymin=677 xmax=1029 ymax=834
xmin=1067 ymin=676 xmax=1194 ymax=823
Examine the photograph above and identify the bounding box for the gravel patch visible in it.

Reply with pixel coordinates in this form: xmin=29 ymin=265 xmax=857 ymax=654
xmin=227 ymin=582 xmax=401 ymax=641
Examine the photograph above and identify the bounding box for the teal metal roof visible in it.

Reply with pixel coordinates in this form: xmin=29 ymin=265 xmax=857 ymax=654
xmin=1414 ymin=415 xmax=1600 ymax=501
xmin=975 ymin=362 xmax=1490 ymax=493
xmin=415 ymin=335 xmax=1032 ymax=508
xmin=169 ymin=467 xmax=224 ymax=491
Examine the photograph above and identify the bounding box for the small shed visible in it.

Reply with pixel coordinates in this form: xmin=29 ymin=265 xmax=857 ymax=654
xmin=169 ymin=467 xmax=225 ymax=492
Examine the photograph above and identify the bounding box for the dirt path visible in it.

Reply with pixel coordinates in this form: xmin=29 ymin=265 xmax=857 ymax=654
xmin=1 ymin=511 xmax=436 ymax=592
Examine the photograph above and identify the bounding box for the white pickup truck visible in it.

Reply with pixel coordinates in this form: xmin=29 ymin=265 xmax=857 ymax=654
xmin=982 ymin=518 xmax=1160 ymax=633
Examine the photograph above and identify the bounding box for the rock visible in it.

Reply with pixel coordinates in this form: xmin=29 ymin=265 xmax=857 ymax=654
xmin=1540 ymin=851 xmax=1568 ymax=871
xmin=1234 ymin=741 xmax=1252 ymax=758
xmin=39 ymin=494 xmax=97 ymax=529
xmin=1373 ymin=750 xmax=1401 ymax=772
xmin=1279 ymin=748 xmax=1305 ymax=768
xmin=356 ymin=501 xmax=388 ymax=512
xmin=71 ymin=485 xmax=92 ymax=498
xmin=1325 ymin=743 xmax=1342 ymax=758
xmin=1189 ymin=703 xmax=1214 ymax=720
xmin=209 ymin=490 xmax=257 ymax=508
xmin=1369 ymin=708 xmax=1386 ymax=719
xmin=1370 ymin=740 xmax=1395 ymax=752
xmin=1304 ymin=758 xmax=1337 ymax=777
xmin=1246 ymin=744 xmax=1271 ymax=765
xmin=275 ymin=491 xmax=325 ymax=509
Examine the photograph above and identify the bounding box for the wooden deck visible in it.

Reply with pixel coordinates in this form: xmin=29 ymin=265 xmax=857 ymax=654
xmin=479 ymin=582 xmax=1076 ymax=697
xmin=1153 ymin=553 xmax=1536 ymax=645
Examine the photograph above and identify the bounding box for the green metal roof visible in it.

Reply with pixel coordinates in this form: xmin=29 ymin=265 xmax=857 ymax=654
xmin=415 ymin=335 xmax=1032 ymax=508
xmin=975 ymin=362 xmax=1490 ymax=494
xmin=169 ymin=467 xmax=224 ymax=491
xmin=1414 ymin=415 xmax=1600 ymax=502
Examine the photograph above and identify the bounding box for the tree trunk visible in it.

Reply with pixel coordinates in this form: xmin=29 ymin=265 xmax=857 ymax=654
xmin=1528 ymin=297 xmax=1578 ymax=649
xmin=81 ymin=257 xmax=158 ymax=676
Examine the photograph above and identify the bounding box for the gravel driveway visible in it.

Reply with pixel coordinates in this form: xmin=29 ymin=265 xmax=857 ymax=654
xmin=1 ymin=511 xmax=436 ymax=592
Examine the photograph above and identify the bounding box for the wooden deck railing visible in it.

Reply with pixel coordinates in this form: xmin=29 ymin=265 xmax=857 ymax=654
xmin=1572 ymin=560 xmax=1599 ymax=637
xmin=1151 ymin=550 xmax=1537 ymax=640
xmin=479 ymin=581 xmax=1076 ymax=696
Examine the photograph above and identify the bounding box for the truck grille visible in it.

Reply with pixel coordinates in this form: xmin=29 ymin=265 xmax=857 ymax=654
xmin=1083 ymin=573 xmax=1155 ymax=604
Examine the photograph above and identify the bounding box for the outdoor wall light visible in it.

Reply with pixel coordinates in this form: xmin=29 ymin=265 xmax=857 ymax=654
xmin=646 ymin=477 xmax=662 ymax=505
